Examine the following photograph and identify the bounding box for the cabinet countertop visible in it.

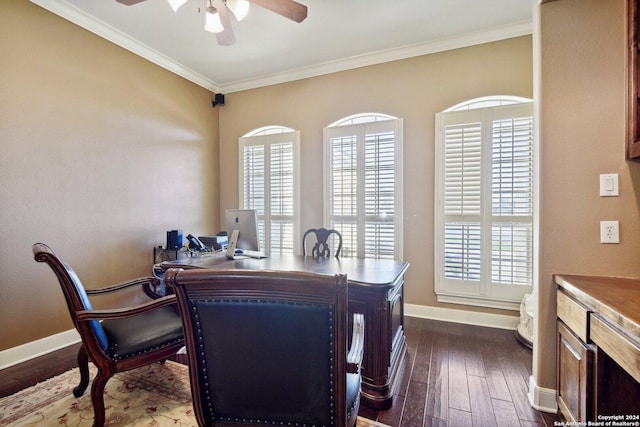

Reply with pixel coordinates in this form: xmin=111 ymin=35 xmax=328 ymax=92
xmin=554 ymin=274 xmax=640 ymax=342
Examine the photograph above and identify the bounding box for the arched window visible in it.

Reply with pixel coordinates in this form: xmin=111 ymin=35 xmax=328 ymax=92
xmin=435 ymin=96 xmax=534 ymax=310
xmin=445 ymin=95 xmax=532 ymax=111
xmin=324 ymin=113 xmax=403 ymax=260
xmin=239 ymin=126 xmax=299 ymax=255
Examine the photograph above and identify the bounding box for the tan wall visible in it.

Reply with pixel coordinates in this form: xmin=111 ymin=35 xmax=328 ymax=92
xmin=537 ymin=0 xmax=640 ymax=390
xmin=0 ymin=1 xmax=219 ymax=350
xmin=4 ymin=0 xmax=635 ymax=402
xmin=218 ymin=36 xmax=533 ymax=310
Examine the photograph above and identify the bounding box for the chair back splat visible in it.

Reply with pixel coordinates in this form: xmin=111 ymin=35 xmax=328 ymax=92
xmin=302 ymin=227 xmax=343 ymax=257
xmin=165 ymin=268 xmax=364 ymax=427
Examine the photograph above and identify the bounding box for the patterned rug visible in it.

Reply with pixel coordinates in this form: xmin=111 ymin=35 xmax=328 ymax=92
xmin=0 ymin=361 xmax=389 ymax=427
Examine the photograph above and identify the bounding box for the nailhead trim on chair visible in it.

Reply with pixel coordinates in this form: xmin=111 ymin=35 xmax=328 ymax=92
xmin=111 ymin=337 xmax=184 ymax=361
xmin=190 ymin=299 xmax=337 ymax=427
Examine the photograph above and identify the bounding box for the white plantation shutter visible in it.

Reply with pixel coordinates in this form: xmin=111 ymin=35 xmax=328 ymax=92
xmin=443 ymin=121 xmax=482 ymax=281
xmin=240 ymin=128 xmax=299 ymax=255
xmin=269 ymin=141 xmax=296 ymax=253
xmin=328 ymin=134 xmax=358 ymax=257
xmin=364 ymin=131 xmax=397 ymax=259
xmin=435 ymin=100 xmax=533 ymax=310
xmin=242 ymin=144 xmax=265 ymax=215
xmin=444 ymin=223 xmax=481 ymax=281
xmin=491 ymin=113 xmax=533 ymax=286
xmin=325 ymin=115 xmax=403 ymax=260
xmin=444 ymin=123 xmax=482 ymax=216
xmin=491 ymin=223 xmax=532 ymax=285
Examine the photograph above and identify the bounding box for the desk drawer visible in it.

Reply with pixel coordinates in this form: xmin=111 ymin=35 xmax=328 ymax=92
xmin=557 ymin=290 xmax=589 ymax=342
xmin=590 ymin=314 xmax=640 ymax=383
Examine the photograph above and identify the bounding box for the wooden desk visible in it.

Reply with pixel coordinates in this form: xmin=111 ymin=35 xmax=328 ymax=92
xmin=554 ymin=274 xmax=640 ymax=421
xmin=161 ymin=253 xmax=410 ymax=409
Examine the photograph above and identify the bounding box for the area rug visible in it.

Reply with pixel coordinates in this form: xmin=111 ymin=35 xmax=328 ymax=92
xmin=0 ymin=361 xmax=389 ymax=427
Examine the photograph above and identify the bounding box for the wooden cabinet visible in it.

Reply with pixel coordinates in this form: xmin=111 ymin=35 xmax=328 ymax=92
xmin=349 ymin=269 xmax=407 ymax=409
xmin=627 ymin=0 xmax=640 ymax=159
xmin=557 ymin=320 xmax=594 ymax=422
xmin=556 ymin=290 xmax=594 ymax=422
xmin=554 ymin=275 xmax=640 ymax=422
xmin=591 ymin=314 xmax=640 ymax=416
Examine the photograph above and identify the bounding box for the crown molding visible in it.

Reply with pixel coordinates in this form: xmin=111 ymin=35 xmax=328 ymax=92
xmin=221 ymin=21 xmax=532 ymax=93
xmin=30 ymin=0 xmax=531 ymax=95
xmin=29 ymin=0 xmax=222 ymax=93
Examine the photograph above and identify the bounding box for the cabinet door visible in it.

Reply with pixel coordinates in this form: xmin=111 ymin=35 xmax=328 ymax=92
xmin=627 ymin=0 xmax=640 ymax=159
xmin=557 ymin=320 xmax=594 ymax=422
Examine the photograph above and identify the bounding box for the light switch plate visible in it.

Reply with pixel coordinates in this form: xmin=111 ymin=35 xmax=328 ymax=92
xmin=600 ymin=173 xmax=619 ymax=196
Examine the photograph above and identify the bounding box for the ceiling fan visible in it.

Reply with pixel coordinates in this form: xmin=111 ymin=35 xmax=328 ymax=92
xmin=115 ymin=0 xmax=307 ymax=46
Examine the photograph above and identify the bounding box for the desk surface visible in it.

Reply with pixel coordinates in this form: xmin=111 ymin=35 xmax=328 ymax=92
xmin=554 ymin=274 xmax=640 ymax=340
xmin=163 ymin=251 xmax=410 ymax=409
xmin=163 ymin=252 xmax=409 ymax=289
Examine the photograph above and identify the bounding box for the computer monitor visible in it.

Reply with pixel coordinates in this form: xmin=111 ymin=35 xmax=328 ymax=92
xmin=225 ymin=209 xmax=260 ymax=255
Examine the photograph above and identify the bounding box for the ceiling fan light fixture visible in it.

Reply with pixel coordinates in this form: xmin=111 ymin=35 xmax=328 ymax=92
xmin=167 ymin=0 xmax=187 ymax=12
xmin=204 ymin=7 xmax=225 ymax=33
xmin=114 ymin=0 xmax=307 ymax=46
xmin=226 ymin=0 xmax=250 ymax=21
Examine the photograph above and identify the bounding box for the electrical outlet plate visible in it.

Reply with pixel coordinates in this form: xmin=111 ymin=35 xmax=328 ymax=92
xmin=600 ymin=221 xmax=620 ymax=244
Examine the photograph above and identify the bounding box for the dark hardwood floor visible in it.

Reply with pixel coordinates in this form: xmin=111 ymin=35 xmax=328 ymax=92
xmin=0 ymin=317 xmax=561 ymax=426
xmin=359 ymin=317 xmax=561 ymax=426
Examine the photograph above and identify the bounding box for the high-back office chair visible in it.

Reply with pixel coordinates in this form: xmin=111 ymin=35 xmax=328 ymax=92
xmin=33 ymin=243 xmax=184 ymax=427
xmin=165 ymin=268 xmax=365 ymax=427
xmin=302 ymin=227 xmax=343 ymax=257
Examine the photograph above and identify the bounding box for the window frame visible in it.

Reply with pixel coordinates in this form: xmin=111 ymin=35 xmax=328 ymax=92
xmin=323 ymin=114 xmax=403 ymax=260
xmin=239 ymin=126 xmax=300 ymax=256
xmin=434 ymin=98 xmax=534 ymax=311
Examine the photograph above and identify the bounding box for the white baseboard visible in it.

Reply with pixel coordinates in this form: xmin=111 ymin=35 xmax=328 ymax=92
xmin=1 ymin=305 xmax=520 ymax=370
xmin=528 ymin=375 xmax=558 ymax=413
xmin=405 ymin=303 xmax=519 ymax=330
xmin=3 ymin=304 xmax=514 ymax=370
xmin=0 ymin=329 xmax=81 ymax=370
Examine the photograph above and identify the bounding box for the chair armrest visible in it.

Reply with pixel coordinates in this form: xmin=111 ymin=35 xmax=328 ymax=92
xmin=85 ymin=277 xmax=161 ymax=296
xmin=347 ymin=313 xmax=365 ymax=374
xmin=75 ymin=295 xmax=177 ymax=322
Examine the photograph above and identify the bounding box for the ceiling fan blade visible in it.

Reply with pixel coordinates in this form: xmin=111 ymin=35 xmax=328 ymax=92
xmin=249 ymin=0 xmax=307 ymax=23
xmin=115 ymin=0 xmax=148 ymax=5
xmin=214 ymin=0 xmax=236 ymax=46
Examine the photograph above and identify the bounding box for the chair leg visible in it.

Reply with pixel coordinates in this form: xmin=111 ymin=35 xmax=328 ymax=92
xmin=90 ymin=368 xmax=110 ymax=427
xmin=73 ymin=345 xmax=89 ymax=398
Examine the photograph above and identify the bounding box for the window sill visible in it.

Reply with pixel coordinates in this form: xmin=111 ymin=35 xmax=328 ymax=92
xmin=436 ymin=293 xmax=523 ymax=311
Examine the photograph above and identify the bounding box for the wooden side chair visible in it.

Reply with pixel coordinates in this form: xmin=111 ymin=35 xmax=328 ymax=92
xmin=33 ymin=243 xmax=185 ymax=427
xmin=165 ymin=268 xmax=365 ymax=427
xmin=302 ymin=227 xmax=343 ymax=257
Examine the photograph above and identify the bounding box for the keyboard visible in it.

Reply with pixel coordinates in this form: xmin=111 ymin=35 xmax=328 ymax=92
xmin=234 ymin=249 xmax=268 ymax=259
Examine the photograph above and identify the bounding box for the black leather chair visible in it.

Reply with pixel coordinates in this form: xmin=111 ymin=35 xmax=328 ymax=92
xmin=302 ymin=227 xmax=343 ymax=257
xmin=165 ymin=268 xmax=364 ymax=427
xmin=33 ymin=243 xmax=184 ymax=427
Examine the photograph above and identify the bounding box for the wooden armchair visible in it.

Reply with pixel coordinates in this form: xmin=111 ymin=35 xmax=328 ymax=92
xmin=165 ymin=268 xmax=365 ymax=427
xmin=302 ymin=227 xmax=343 ymax=257
xmin=33 ymin=243 xmax=184 ymax=427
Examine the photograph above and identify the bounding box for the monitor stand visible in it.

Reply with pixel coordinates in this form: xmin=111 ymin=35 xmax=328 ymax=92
xmin=225 ymin=230 xmax=239 ymax=259
xmin=225 ymin=230 xmax=267 ymax=259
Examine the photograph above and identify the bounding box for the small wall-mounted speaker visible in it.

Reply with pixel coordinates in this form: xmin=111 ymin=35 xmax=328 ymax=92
xmin=212 ymin=93 xmax=225 ymax=107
